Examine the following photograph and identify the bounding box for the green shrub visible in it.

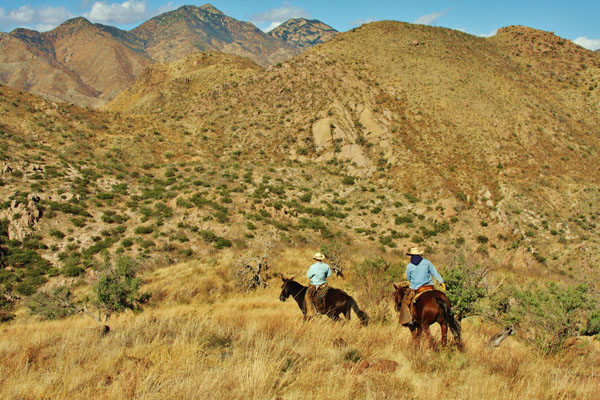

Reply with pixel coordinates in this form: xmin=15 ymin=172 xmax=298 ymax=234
xmin=214 ymin=237 xmax=232 ymax=249
xmin=27 ymin=287 xmax=78 ymax=319
xmin=49 ymin=229 xmax=65 ymax=239
xmin=88 ymin=256 xmax=150 ymax=322
xmin=342 ymin=176 xmax=355 ymax=185
xmin=505 ymin=283 xmax=600 ymax=353
xmin=134 ymin=225 xmax=154 ymax=235
xmin=71 ymin=217 xmax=86 ymax=228
xmin=352 ymin=257 xmax=402 ymax=323
xmin=443 ymin=264 xmax=487 ymax=321
xmin=121 ymin=238 xmax=133 ymax=248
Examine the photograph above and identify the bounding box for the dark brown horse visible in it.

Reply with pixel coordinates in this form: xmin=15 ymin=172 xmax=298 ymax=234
xmin=279 ymin=277 xmax=369 ymax=326
xmin=393 ymin=284 xmax=462 ymax=349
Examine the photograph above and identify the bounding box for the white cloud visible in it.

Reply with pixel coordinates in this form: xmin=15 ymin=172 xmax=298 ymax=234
xmin=9 ymin=5 xmax=35 ymax=23
xmin=38 ymin=6 xmax=73 ymax=25
xmin=480 ymin=29 xmax=497 ymax=38
xmin=413 ymin=10 xmax=449 ymax=26
xmin=154 ymin=2 xmax=176 ymax=16
xmin=573 ymin=36 xmax=600 ymax=51
xmin=251 ymin=2 xmax=310 ymax=25
xmin=264 ymin=21 xmax=284 ymax=32
xmin=35 ymin=24 xmax=59 ymax=32
xmin=0 ymin=5 xmax=72 ymax=32
xmin=85 ymin=1 xmax=147 ymax=24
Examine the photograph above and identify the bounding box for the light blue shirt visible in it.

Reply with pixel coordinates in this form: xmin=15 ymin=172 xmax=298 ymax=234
xmin=406 ymin=258 xmax=444 ymax=290
xmin=306 ymin=262 xmax=332 ymax=286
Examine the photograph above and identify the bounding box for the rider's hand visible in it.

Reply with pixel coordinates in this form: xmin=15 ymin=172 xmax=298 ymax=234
xmin=439 ymin=282 xmax=447 ymax=292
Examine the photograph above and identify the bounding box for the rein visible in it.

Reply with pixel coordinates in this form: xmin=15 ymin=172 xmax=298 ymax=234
xmin=283 ymin=282 xmax=306 ymax=303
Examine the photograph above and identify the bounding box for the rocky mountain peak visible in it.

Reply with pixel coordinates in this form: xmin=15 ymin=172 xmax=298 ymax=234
xmin=199 ymin=3 xmax=225 ymax=15
xmin=269 ymin=18 xmax=337 ymax=48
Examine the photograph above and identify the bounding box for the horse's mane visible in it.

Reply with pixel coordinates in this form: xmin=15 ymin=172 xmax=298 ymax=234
xmin=286 ymin=279 xmax=306 ymax=290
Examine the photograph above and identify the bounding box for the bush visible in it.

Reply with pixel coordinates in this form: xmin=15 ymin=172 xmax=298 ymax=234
xmin=134 ymin=225 xmax=154 ymax=235
xmin=504 ymin=283 xmax=600 ymax=353
xmin=214 ymin=237 xmax=232 ymax=249
xmin=342 ymin=176 xmax=355 ymax=185
xmin=443 ymin=264 xmax=488 ymax=321
xmin=49 ymin=229 xmax=65 ymax=239
xmin=86 ymin=256 xmax=150 ymax=323
xmin=352 ymin=257 xmax=402 ymax=323
xmin=27 ymin=287 xmax=79 ymax=319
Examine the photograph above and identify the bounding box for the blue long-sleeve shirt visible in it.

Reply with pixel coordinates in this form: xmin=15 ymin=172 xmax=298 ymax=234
xmin=307 ymin=262 xmax=332 ymax=286
xmin=406 ymin=258 xmax=443 ymax=290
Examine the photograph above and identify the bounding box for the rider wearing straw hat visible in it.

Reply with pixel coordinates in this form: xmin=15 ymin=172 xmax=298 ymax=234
xmin=305 ymin=252 xmax=332 ymax=317
xmin=398 ymin=247 xmax=446 ymax=326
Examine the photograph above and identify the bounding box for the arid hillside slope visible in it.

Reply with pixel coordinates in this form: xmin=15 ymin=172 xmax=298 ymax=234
xmin=105 ymin=52 xmax=263 ymax=114
xmin=104 ymin=20 xmax=600 ymax=278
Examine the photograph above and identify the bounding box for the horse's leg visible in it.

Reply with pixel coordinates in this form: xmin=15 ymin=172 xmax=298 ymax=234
xmin=422 ymin=324 xmax=435 ymax=350
xmin=440 ymin=322 xmax=448 ymax=347
xmin=411 ymin=325 xmax=421 ymax=347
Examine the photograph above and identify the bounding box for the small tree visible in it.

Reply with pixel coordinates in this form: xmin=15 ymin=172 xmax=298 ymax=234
xmin=0 ymin=288 xmax=15 ymax=322
xmin=320 ymin=243 xmax=345 ymax=277
xmin=83 ymin=256 xmax=150 ymax=328
xmin=233 ymin=240 xmax=274 ymax=292
xmin=443 ymin=263 xmax=488 ymax=321
xmin=352 ymin=257 xmax=402 ymax=323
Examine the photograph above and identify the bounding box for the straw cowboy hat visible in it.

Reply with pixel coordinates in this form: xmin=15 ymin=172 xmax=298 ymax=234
xmin=406 ymin=247 xmax=424 ymax=256
xmin=313 ymin=252 xmax=325 ymax=261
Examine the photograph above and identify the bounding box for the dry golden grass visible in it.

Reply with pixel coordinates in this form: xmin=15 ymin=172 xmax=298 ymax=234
xmin=1 ymin=257 xmax=598 ymax=400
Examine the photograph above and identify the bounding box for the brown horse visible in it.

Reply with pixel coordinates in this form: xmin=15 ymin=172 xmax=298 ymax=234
xmin=279 ymin=277 xmax=369 ymax=326
xmin=393 ymin=284 xmax=462 ymax=349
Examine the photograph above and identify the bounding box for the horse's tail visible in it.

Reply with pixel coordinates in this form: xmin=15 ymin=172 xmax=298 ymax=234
xmin=348 ymin=295 xmax=369 ymax=326
xmin=436 ymin=297 xmax=462 ymax=347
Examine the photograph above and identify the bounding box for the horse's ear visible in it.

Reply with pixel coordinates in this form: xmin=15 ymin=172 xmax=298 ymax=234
xmin=281 ymin=277 xmax=288 ymax=282
xmin=393 ymin=284 xmax=399 ymax=290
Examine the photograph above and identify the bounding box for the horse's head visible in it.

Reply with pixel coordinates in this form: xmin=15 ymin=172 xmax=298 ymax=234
xmin=393 ymin=282 xmax=410 ymax=312
xmin=279 ymin=277 xmax=292 ymax=302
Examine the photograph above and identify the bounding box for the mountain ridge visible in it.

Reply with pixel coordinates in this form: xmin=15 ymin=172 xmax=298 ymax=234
xmin=269 ymin=18 xmax=338 ymax=48
xmin=0 ymin=4 xmax=334 ymax=107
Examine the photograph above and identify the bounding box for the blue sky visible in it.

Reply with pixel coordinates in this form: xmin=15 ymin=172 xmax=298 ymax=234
xmin=1 ymin=1 xmax=599 ymax=50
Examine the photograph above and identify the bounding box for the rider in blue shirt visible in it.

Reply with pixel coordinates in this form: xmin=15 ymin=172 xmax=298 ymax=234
xmin=305 ymin=252 xmax=332 ymax=316
xmin=399 ymin=247 xmax=446 ymax=326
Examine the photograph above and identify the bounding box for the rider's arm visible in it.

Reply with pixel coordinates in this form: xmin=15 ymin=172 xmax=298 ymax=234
xmin=427 ymin=261 xmax=444 ymax=283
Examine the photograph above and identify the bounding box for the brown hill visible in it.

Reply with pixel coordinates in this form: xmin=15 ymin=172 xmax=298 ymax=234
xmin=132 ymin=4 xmax=298 ymax=66
xmin=0 ymin=4 xmax=311 ymax=108
xmin=105 ymin=21 xmax=600 ymax=273
xmin=0 ymin=18 xmax=152 ymax=107
xmin=104 ymin=52 xmax=263 ymax=113
xmin=269 ymin=18 xmax=338 ymax=48
xmin=0 ymin=28 xmax=102 ymax=106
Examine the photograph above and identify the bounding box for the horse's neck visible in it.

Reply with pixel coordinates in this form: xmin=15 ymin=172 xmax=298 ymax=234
xmin=289 ymin=281 xmax=307 ymax=309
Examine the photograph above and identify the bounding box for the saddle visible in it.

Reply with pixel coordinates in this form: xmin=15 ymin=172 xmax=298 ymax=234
xmin=308 ymin=284 xmax=329 ymax=314
xmin=409 ymin=285 xmax=435 ymax=318
xmin=413 ymin=285 xmax=434 ymax=303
